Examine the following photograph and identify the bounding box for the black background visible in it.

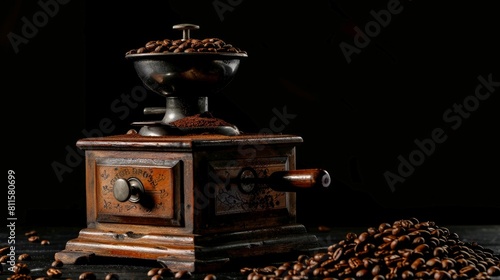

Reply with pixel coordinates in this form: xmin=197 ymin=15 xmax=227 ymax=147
xmin=3 ymin=0 xmax=499 ymax=229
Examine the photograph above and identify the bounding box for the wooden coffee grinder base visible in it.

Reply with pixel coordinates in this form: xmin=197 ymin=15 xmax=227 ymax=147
xmin=55 ymin=132 xmax=330 ymax=272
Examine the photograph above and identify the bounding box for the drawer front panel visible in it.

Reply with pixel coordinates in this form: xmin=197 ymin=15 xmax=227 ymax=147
xmin=95 ymin=158 xmax=182 ymax=226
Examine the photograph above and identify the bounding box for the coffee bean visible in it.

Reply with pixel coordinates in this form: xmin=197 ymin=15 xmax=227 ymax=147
xmin=488 ymin=265 xmax=500 ymax=276
xmin=460 ymin=265 xmax=480 ymax=277
xmin=391 ymin=226 xmax=406 ymax=236
xmin=348 ymin=257 xmax=363 ymax=270
xmin=0 ymin=246 xmax=9 ymax=255
xmin=203 ymin=274 xmax=216 ymax=280
xmin=414 ymin=243 xmax=430 ymax=254
xmin=79 ymin=272 xmax=97 ymax=280
xmin=319 ymin=259 xmax=336 ymax=269
xmin=476 ymin=262 xmax=487 ymax=272
xmin=147 ymin=268 xmax=160 ymax=276
xmin=430 ymin=236 xmax=441 ymax=247
xmin=378 ymin=223 xmax=391 ymax=233
xmin=433 ymin=270 xmax=451 ymax=280
xmin=51 ymin=259 xmax=63 ymax=267
xmin=28 ymin=235 xmax=40 ymax=242
xmin=400 ymin=270 xmax=414 ymax=279
xmin=105 ymin=273 xmax=119 ymax=280
xmin=313 ymin=252 xmax=329 ymax=263
xmin=441 ymin=258 xmax=455 ymax=270
xmin=367 ymin=227 xmax=378 ymax=235
xmin=410 ymin=257 xmax=425 ymax=270
xmin=425 ymin=257 xmax=441 ymax=268
xmin=240 ymin=267 xmax=252 ymax=275
xmin=174 ymin=270 xmax=192 ymax=279
xmin=293 ymin=262 xmax=305 ymax=271
xmin=412 ymin=236 xmax=426 ymax=245
xmin=390 ymin=239 xmax=399 ymax=250
xmin=415 ymin=270 xmax=431 ymax=278
xmin=331 ymin=247 xmax=344 ymax=262
xmin=18 ymin=253 xmax=31 ymax=261
xmin=13 ymin=262 xmax=30 ymax=275
xmin=46 ymin=267 xmax=62 ymax=278
xmin=0 ymin=255 xmax=8 ymax=263
xmin=275 ymin=268 xmax=288 ymax=277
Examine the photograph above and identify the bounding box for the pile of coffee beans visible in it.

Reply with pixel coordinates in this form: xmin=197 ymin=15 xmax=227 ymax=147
xmin=125 ymin=37 xmax=247 ymax=55
xmin=240 ymin=218 xmax=500 ymax=280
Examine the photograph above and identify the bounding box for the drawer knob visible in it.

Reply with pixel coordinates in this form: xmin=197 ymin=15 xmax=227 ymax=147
xmin=113 ymin=178 xmax=145 ymax=203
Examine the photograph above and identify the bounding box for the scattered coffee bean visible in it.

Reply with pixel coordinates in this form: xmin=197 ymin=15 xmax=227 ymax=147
xmin=46 ymin=267 xmax=62 ymax=278
xmin=40 ymin=239 xmax=50 ymax=245
xmin=79 ymin=272 xmax=97 ymax=280
xmin=151 ymin=275 xmax=163 ymax=280
xmin=51 ymin=259 xmax=63 ymax=267
xmin=28 ymin=236 xmax=40 ymax=243
xmin=240 ymin=267 xmax=252 ymax=275
xmin=0 ymin=255 xmax=9 ymax=263
xmin=147 ymin=268 xmax=160 ymax=276
xmin=174 ymin=270 xmax=192 ymax=279
xmin=203 ymin=274 xmax=216 ymax=280
xmin=13 ymin=262 xmax=30 ymax=275
xmin=105 ymin=273 xmax=120 ymax=280
xmin=126 ymin=129 xmax=137 ymax=134
xmin=0 ymin=246 xmax=10 ymax=255
xmin=18 ymin=253 xmax=31 ymax=261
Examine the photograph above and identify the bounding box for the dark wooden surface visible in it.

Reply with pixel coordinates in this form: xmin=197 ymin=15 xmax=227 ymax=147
xmin=1 ymin=225 xmax=499 ymax=280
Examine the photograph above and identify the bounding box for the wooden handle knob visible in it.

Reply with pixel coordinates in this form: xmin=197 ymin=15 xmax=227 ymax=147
xmin=237 ymin=168 xmax=331 ymax=193
xmin=267 ymin=169 xmax=331 ymax=191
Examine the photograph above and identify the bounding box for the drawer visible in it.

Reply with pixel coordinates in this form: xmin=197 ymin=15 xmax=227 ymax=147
xmin=94 ymin=157 xmax=182 ymax=227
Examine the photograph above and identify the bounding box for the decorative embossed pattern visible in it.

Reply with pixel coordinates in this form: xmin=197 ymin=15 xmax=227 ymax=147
xmin=95 ymin=161 xmax=178 ymax=222
xmin=210 ymin=158 xmax=288 ymax=215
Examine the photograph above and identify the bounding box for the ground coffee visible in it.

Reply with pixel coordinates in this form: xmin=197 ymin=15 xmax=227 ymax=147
xmin=169 ymin=111 xmax=234 ymax=128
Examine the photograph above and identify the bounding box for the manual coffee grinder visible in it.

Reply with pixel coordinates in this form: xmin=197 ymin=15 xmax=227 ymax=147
xmin=56 ymin=24 xmax=331 ymax=272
